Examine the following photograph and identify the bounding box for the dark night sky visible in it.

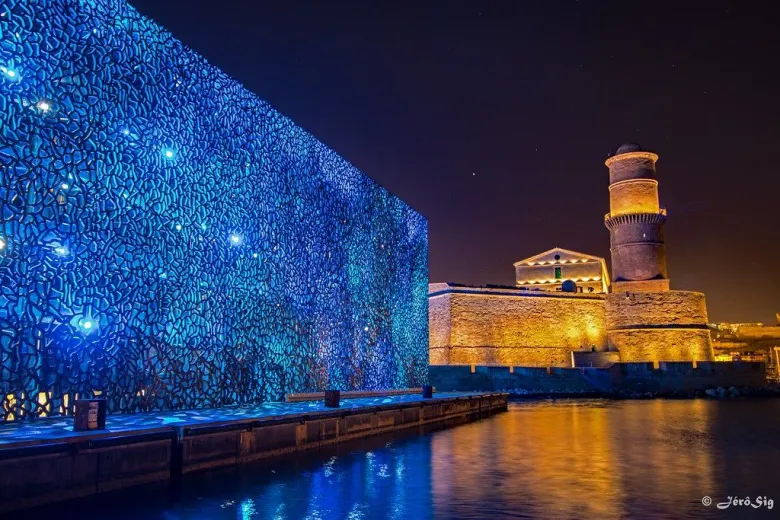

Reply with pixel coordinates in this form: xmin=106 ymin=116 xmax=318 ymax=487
xmin=130 ymin=0 xmax=779 ymax=324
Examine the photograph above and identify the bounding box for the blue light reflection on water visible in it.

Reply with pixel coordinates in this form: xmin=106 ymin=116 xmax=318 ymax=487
xmin=21 ymin=399 xmax=780 ymax=519
xmin=156 ymin=435 xmax=435 ymax=520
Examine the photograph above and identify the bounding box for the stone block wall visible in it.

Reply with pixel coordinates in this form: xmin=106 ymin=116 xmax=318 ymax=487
xmin=429 ymin=285 xmax=715 ymax=367
xmin=572 ymin=351 xmax=621 ymax=367
xmin=608 ymin=330 xmax=714 ymax=362
xmin=428 ymin=285 xmax=452 ymax=365
xmin=606 ymin=291 xmax=709 ymax=328
xmin=607 ymin=153 xmax=657 ymax=184
xmin=605 ymin=290 xmax=714 ymax=362
xmin=429 ymin=285 xmax=606 ymax=367
xmin=609 ymin=179 xmax=660 ymax=216
xmin=428 ymin=362 xmax=766 ymax=394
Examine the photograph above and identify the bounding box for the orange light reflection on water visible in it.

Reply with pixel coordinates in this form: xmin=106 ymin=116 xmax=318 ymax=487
xmin=432 ymin=399 xmax=720 ymax=519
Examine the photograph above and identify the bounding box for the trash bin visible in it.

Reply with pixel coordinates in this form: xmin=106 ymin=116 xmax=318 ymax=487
xmin=74 ymin=398 xmax=107 ymax=431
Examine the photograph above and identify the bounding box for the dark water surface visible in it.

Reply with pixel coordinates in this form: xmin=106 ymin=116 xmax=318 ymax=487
xmin=24 ymin=399 xmax=780 ymax=519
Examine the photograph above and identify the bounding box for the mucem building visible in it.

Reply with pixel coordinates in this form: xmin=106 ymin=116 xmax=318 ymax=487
xmin=0 ymin=0 xmax=428 ymax=420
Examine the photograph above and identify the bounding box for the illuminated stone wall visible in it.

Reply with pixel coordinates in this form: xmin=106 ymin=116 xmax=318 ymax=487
xmin=605 ymin=291 xmax=709 ymax=328
xmin=0 ymin=0 xmax=428 ymax=420
xmin=428 ymin=283 xmax=452 ymax=364
xmin=429 ymin=284 xmax=714 ymax=367
xmin=430 ymin=144 xmax=718 ymax=369
xmin=604 ymin=147 xmax=669 ymax=290
xmin=605 ymin=291 xmax=714 ymax=362
xmin=608 ymin=180 xmax=660 ymax=216
xmin=607 ymin=330 xmax=713 ymax=363
xmin=428 ymin=284 xmax=606 ymax=367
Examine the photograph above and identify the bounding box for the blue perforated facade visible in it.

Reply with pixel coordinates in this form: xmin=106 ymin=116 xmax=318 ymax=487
xmin=0 ymin=0 xmax=428 ymax=420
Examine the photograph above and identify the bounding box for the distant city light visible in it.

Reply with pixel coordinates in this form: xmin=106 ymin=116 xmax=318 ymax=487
xmin=163 ymin=148 xmax=176 ymax=159
xmin=54 ymin=246 xmax=69 ymax=256
xmin=2 ymin=67 xmax=17 ymax=79
xmin=122 ymin=128 xmax=130 ymax=136
xmin=0 ymin=237 xmax=6 ymax=251
xmin=37 ymin=100 xmax=51 ymax=112
xmin=252 ymin=253 xmax=258 ymax=258
xmin=61 ymin=183 xmax=69 ymax=190
xmin=175 ymin=224 xmax=182 ymax=231
xmin=229 ymin=233 xmax=242 ymax=245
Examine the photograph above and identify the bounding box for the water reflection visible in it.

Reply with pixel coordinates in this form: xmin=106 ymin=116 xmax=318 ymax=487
xmin=23 ymin=399 xmax=780 ymax=519
xmin=432 ymin=400 xmax=723 ymax=519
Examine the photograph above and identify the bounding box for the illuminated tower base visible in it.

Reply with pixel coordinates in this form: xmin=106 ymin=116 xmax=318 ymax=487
xmin=604 ymin=144 xmax=713 ymax=363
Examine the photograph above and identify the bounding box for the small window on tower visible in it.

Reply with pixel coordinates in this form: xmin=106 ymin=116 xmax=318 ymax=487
xmin=555 ymin=267 xmax=562 ymax=279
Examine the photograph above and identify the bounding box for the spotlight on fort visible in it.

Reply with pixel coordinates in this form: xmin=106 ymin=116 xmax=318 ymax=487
xmin=429 ymin=143 xmax=714 ymax=367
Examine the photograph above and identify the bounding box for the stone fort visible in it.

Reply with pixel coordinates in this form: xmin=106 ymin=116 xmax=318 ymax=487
xmin=429 ymin=143 xmax=715 ymax=367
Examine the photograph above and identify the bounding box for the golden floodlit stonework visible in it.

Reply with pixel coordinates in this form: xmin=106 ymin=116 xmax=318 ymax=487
xmin=429 ymin=284 xmax=606 ymax=367
xmin=429 ymin=143 xmax=714 ymax=367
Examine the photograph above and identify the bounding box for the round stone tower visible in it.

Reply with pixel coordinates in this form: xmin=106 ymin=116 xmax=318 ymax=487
xmin=604 ymin=143 xmax=714 ymax=363
xmin=604 ymin=143 xmax=670 ymax=292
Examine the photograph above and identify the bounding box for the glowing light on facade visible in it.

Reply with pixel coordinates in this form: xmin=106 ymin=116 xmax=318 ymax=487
xmin=0 ymin=0 xmax=427 ymax=421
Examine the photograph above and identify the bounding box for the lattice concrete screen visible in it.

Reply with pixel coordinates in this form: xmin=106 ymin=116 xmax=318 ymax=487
xmin=0 ymin=0 xmax=428 ymax=420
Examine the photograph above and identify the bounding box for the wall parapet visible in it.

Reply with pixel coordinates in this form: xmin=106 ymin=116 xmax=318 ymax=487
xmin=428 ymin=283 xmax=606 ymax=300
xmin=429 ymin=362 xmax=767 ymax=394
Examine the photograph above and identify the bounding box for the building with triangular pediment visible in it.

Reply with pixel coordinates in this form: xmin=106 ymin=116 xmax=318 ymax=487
xmin=514 ymin=247 xmax=609 ymax=294
xmin=429 ymin=143 xmax=715 ymax=368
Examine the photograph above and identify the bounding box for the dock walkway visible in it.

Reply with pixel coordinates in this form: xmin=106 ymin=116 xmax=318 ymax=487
xmin=0 ymin=391 xmax=508 ymax=513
